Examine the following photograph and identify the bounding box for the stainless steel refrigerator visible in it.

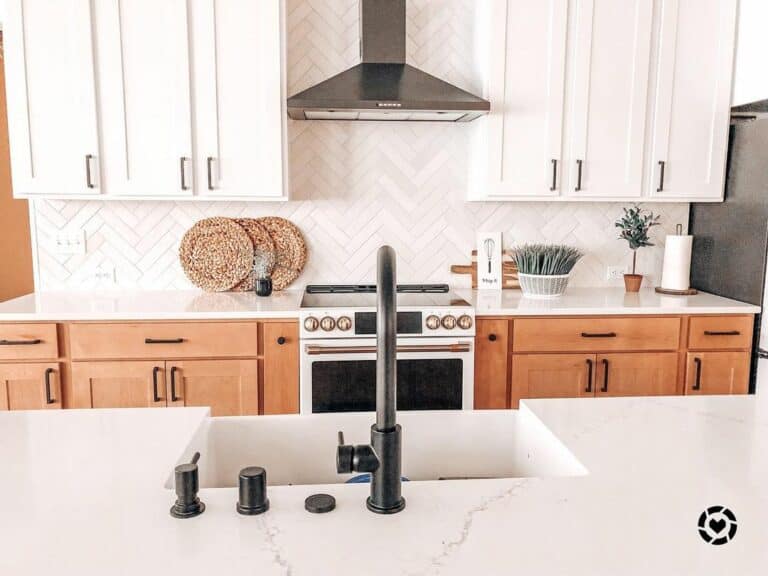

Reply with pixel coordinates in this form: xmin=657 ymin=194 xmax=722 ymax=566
xmin=689 ymin=99 xmax=768 ymax=393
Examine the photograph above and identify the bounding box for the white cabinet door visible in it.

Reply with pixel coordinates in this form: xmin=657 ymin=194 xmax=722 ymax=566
xmin=648 ymin=0 xmax=738 ymax=200
xmin=94 ymin=0 xmax=193 ymax=197
xmin=565 ymin=0 xmax=653 ymax=198
xmin=480 ymin=0 xmax=568 ymax=198
xmin=4 ymin=0 xmax=100 ymax=196
xmin=191 ymin=0 xmax=286 ymax=200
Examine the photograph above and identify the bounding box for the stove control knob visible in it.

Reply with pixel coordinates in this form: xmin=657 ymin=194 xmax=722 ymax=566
xmin=441 ymin=315 xmax=457 ymax=330
xmin=457 ymin=315 xmax=473 ymax=330
xmin=337 ymin=316 xmax=352 ymax=331
xmin=320 ymin=316 xmax=336 ymax=332
xmin=425 ymin=315 xmax=441 ymax=330
xmin=304 ymin=316 xmax=319 ymax=332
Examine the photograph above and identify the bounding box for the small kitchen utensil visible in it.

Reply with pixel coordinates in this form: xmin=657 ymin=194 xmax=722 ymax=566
xmin=484 ymin=238 xmax=494 ymax=273
xmin=476 ymin=232 xmax=503 ymax=290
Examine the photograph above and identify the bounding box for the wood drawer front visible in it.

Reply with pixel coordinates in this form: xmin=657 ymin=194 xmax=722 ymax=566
xmin=688 ymin=316 xmax=753 ymax=350
xmin=513 ymin=317 xmax=680 ymax=352
xmin=69 ymin=322 xmax=259 ymax=360
xmin=0 ymin=324 xmax=58 ymax=360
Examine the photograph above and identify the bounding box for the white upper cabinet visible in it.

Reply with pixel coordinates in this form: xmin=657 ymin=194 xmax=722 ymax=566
xmin=4 ymin=0 xmax=286 ymax=200
xmin=472 ymin=0 xmax=738 ymax=203
xmin=191 ymin=0 xmax=286 ymax=199
xmin=648 ymin=0 xmax=738 ymax=201
xmin=94 ymin=0 xmax=194 ymax=197
xmin=564 ymin=0 xmax=652 ymax=198
xmin=4 ymin=0 xmax=101 ymax=196
xmin=476 ymin=0 xmax=568 ymax=198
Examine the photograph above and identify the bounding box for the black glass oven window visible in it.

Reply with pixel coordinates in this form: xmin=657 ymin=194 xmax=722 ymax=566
xmin=312 ymin=359 xmax=462 ymax=413
xmin=354 ymin=312 xmax=423 ymax=335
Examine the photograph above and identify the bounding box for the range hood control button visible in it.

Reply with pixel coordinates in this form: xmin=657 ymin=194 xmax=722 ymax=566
xmin=320 ymin=316 xmax=336 ymax=332
xmin=304 ymin=317 xmax=319 ymax=332
xmin=441 ymin=315 xmax=457 ymax=330
xmin=425 ymin=315 xmax=441 ymax=330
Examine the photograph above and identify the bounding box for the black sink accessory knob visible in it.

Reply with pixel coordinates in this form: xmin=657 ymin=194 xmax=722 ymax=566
xmin=236 ymin=466 xmax=270 ymax=515
xmin=305 ymin=493 xmax=336 ymax=514
xmin=170 ymin=452 xmax=205 ymax=519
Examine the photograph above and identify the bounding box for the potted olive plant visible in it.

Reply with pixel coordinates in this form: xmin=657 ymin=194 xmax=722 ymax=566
xmin=510 ymin=244 xmax=583 ymax=299
xmin=615 ymin=205 xmax=660 ymax=292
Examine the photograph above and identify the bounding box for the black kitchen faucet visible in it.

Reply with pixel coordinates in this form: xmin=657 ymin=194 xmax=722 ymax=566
xmin=336 ymin=245 xmax=406 ymax=514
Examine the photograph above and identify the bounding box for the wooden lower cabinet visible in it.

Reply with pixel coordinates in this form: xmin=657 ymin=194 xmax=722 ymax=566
xmin=0 ymin=362 xmax=62 ymax=410
xmin=474 ymin=319 xmax=510 ymax=409
xmin=685 ymin=351 xmax=750 ymax=395
xmin=166 ymin=360 xmax=258 ymax=416
xmin=595 ymin=352 xmax=678 ymax=397
xmin=261 ymin=322 xmax=299 ymax=414
xmin=71 ymin=361 xmax=166 ymax=409
xmin=511 ymin=354 xmax=595 ymax=408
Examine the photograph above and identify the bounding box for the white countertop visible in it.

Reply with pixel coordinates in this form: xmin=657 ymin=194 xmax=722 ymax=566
xmin=467 ymin=287 xmax=761 ymax=316
xmin=0 ymin=287 xmax=758 ymax=321
xmin=1 ymin=397 xmax=766 ymax=575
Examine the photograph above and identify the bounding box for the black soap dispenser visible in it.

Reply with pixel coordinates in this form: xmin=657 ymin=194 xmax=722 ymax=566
xmin=170 ymin=452 xmax=205 ymax=519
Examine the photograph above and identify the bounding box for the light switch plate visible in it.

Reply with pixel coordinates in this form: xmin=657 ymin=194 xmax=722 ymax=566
xmin=477 ymin=232 xmax=503 ymax=290
xmin=52 ymin=230 xmax=86 ymax=255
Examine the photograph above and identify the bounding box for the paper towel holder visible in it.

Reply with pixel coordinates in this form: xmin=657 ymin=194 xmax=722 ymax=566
xmin=656 ymin=223 xmax=698 ymax=295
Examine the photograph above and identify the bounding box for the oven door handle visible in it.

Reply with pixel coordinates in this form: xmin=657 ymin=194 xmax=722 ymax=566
xmin=305 ymin=343 xmax=471 ymax=355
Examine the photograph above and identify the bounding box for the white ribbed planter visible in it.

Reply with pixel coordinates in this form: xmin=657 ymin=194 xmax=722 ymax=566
xmin=518 ymin=273 xmax=571 ymax=299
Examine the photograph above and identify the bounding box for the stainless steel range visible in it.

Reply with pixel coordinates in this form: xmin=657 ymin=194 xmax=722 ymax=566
xmin=299 ymin=284 xmax=475 ymax=414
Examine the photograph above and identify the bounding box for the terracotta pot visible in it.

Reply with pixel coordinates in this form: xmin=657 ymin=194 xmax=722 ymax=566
xmin=623 ymin=274 xmax=643 ymax=292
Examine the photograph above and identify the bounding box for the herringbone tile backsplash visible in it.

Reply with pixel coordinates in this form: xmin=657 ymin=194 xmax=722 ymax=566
xmin=30 ymin=0 xmax=689 ymax=291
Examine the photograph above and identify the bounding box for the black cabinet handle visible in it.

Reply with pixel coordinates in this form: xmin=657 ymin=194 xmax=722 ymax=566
xmin=145 ymin=338 xmax=185 ymax=344
xmin=85 ymin=154 xmax=96 ymax=189
xmin=170 ymin=366 xmax=181 ymax=402
xmin=206 ymin=156 xmax=215 ymax=190
xmin=152 ymin=366 xmax=162 ymax=402
xmin=488 ymin=334 xmax=497 ymax=342
xmin=601 ymin=359 xmax=609 ymax=393
xmin=704 ymin=330 xmax=740 ymax=336
xmin=277 ymin=336 xmax=286 ymax=345
xmin=180 ymin=157 xmax=190 ymax=191
xmin=44 ymin=368 xmax=55 ymax=404
xmin=581 ymin=332 xmax=617 ymax=338
xmin=550 ymin=159 xmax=558 ymax=191
xmin=575 ymin=159 xmax=583 ymax=191
xmin=657 ymin=160 xmax=666 ymax=192
xmin=693 ymin=357 xmax=702 ymax=391
xmin=585 ymin=359 xmax=593 ymax=393
xmin=0 ymin=339 xmax=42 ymax=346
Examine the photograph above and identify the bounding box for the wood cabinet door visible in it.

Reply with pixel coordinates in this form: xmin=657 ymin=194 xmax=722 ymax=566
xmin=71 ymin=361 xmax=166 ymax=409
xmin=93 ymin=0 xmax=193 ymax=197
xmin=474 ymin=319 xmax=510 ymax=409
xmin=0 ymin=363 xmax=62 ymax=410
xmin=595 ymin=353 xmax=678 ymax=397
xmin=479 ymin=0 xmax=568 ymax=198
xmin=4 ymin=0 xmax=100 ymax=196
xmin=261 ymin=322 xmax=299 ymax=414
xmin=191 ymin=0 xmax=285 ymax=199
xmin=166 ymin=360 xmax=258 ymax=417
xmin=511 ymin=354 xmax=596 ymax=408
xmin=685 ymin=352 xmax=750 ymax=395
xmin=648 ymin=0 xmax=738 ymax=199
xmin=564 ymin=0 xmax=653 ymax=198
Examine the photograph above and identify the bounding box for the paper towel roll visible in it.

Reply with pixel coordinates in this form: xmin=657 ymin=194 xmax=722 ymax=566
xmin=660 ymin=235 xmax=693 ymax=290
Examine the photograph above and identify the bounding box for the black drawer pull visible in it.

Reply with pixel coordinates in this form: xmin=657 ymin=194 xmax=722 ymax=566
xmin=277 ymin=336 xmax=286 ymax=345
xmin=170 ymin=366 xmax=181 ymax=402
xmin=581 ymin=332 xmax=617 ymax=338
xmin=601 ymin=359 xmax=609 ymax=392
xmin=703 ymin=330 xmax=740 ymax=336
xmin=0 ymin=339 xmax=42 ymax=346
xmin=152 ymin=366 xmax=162 ymax=403
xmin=585 ymin=359 xmax=593 ymax=393
xmin=488 ymin=334 xmax=497 ymax=342
xmin=693 ymin=357 xmax=702 ymax=391
xmin=145 ymin=338 xmax=185 ymax=344
xmin=44 ymin=368 xmax=56 ymax=404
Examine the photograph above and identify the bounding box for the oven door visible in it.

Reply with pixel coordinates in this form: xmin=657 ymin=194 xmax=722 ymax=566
xmin=300 ymin=337 xmax=474 ymax=414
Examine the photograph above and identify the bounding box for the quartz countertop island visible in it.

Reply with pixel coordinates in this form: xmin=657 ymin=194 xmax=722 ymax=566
xmin=1 ymin=396 xmax=766 ymax=575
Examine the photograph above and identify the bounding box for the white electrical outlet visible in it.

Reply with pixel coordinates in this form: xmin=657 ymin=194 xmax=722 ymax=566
xmin=607 ymin=265 xmax=628 ymax=280
xmin=52 ymin=230 xmax=86 ymax=255
xmin=93 ymin=265 xmax=116 ymax=284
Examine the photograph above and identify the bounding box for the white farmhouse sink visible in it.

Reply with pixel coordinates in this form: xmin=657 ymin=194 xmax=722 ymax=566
xmin=168 ymin=409 xmax=587 ymax=489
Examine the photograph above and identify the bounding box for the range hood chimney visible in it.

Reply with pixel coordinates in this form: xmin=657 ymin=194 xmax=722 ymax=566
xmin=287 ymin=0 xmax=490 ymax=122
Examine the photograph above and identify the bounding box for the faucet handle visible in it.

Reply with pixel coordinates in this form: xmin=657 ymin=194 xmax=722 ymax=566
xmin=337 ymin=430 xmax=355 ymax=474
xmin=336 ymin=430 xmax=380 ymax=475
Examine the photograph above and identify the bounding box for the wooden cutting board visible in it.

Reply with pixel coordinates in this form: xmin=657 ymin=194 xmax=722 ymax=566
xmin=450 ymin=250 xmax=520 ymax=289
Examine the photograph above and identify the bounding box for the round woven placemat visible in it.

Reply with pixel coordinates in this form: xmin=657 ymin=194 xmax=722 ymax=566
xmin=231 ymin=218 xmax=277 ymax=292
xmin=256 ymin=217 xmax=307 ymax=290
xmin=179 ymin=217 xmax=253 ymax=292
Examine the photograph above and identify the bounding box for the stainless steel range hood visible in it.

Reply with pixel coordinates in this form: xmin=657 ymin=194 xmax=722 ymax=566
xmin=287 ymin=0 xmax=490 ymax=122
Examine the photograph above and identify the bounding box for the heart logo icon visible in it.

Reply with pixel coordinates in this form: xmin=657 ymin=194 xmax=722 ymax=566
xmin=709 ymin=518 xmax=727 ymax=534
